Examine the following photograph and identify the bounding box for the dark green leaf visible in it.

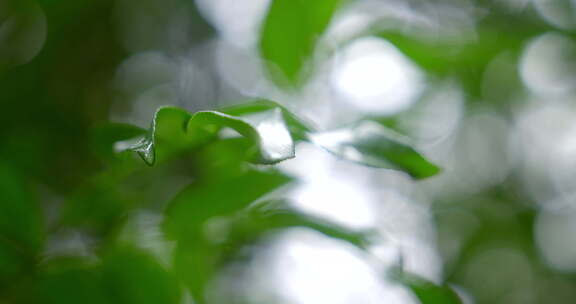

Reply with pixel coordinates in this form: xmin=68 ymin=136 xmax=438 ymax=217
xmin=0 ymin=239 xmax=31 ymax=288
xmin=62 ymin=183 xmax=135 ymax=234
xmin=37 ymin=258 xmax=109 ymax=304
xmin=259 ymin=0 xmax=343 ymax=88
xmin=309 ymin=121 xmax=440 ymax=179
xmin=101 ymin=246 xmax=182 ymax=304
xmin=390 ymin=268 xmax=462 ymax=304
xmin=0 ymin=162 xmax=43 ymax=254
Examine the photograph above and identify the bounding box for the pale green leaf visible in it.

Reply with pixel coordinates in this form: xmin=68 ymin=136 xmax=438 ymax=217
xmin=309 ymin=121 xmax=440 ymax=179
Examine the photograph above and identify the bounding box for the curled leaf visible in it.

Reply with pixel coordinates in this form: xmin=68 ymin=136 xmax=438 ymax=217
xmin=220 ymin=99 xmax=314 ymax=141
xmin=260 ymin=0 xmax=343 ymax=88
xmin=126 ymin=107 xmax=191 ymax=165
xmin=186 ymin=108 xmax=295 ymax=164
xmin=120 ymin=100 xmax=304 ymax=166
xmin=116 ymin=100 xmax=442 ymax=179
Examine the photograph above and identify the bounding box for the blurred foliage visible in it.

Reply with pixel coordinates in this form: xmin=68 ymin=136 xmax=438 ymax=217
xmin=389 ymin=266 xmax=462 ymax=304
xmin=3 ymin=0 xmax=576 ymax=303
xmin=260 ymin=0 xmax=343 ymax=88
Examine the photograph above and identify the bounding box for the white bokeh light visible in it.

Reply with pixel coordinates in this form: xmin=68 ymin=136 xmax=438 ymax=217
xmin=280 ymin=144 xmax=378 ymax=230
xmin=533 ymin=0 xmax=576 ymax=30
xmin=520 ymin=32 xmax=576 ymax=96
xmin=332 ymin=37 xmax=424 ymax=114
xmin=269 ymin=229 xmax=419 ymax=304
xmin=274 ymin=142 xmax=443 ymax=304
xmin=535 ymin=209 xmax=576 ymax=272
xmin=291 ymin=177 xmax=377 ymax=230
xmin=513 ymin=101 xmax=576 ymax=205
xmin=195 ymin=0 xmax=270 ymax=47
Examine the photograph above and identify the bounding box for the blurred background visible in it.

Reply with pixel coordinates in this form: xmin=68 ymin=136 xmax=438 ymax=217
xmin=3 ymin=0 xmax=576 ymax=303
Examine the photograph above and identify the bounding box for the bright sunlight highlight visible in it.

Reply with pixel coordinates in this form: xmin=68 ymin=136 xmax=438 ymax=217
xmin=332 ymin=36 xmax=424 ymax=114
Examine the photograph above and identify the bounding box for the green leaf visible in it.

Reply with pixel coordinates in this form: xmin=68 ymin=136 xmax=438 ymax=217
xmin=377 ymin=9 xmax=544 ymax=99
xmin=0 ymin=162 xmax=43 ymax=255
xmin=377 ymin=32 xmax=451 ymax=76
xmin=163 ymin=168 xmax=293 ymax=241
xmin=37 ymin=258 xmax=110 ymax=304
xmin=220 ymin=99 xmax=314 ymax=141
xmin=309 ymin=121 xmax=440 ymax=179
xmin=101 ymin=246 xmax=182 ymax=304
xmin=170 ymin=199 xmax=373 ymax=303
xmin=259 ymin=0 xmax=343 ymax=88
xmin=62 ymin=182 xmax=135 ymax=234
xmin=172 ymin=241 xmax=214 ymax=304
xmin=129 ymin=107 xmax=192 ymax=165
xmin=164 ymin=169 xmax=291 ymax=303
xmin=0 ymin=239 xmax=31 ymax=289
xmin=186 ymin=108 xmax=295 ymax=164
xmin=124 ymin=100 xmax=305 ymax=166
xmin=390 ymin=269 xmax=462 ymax=304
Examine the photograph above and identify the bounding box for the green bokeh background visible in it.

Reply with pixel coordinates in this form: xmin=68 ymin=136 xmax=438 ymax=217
xmin=2 ymin=0 xmax=576 ymax=303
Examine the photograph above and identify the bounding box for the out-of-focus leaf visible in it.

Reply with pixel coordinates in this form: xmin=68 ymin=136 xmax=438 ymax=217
xmin=37 ymin=258 xmax=109 ymax=304
xmin=377 ymin=32 xmax=451 ymax=76
xmin=378 ymin=9 xmax=545 ymax=98
xmin=0 ymin=239 xmax=31 ymax=292
xmin=230 ymin=200 xmax=373 ymax=250
xmin=171 ymin=199 xmax=373 ymax=303
xmin=101 ymin=246 xmax=181 ymax=304
xmin=61 ymin=152 xmax=146 ymax=234
xmin=163 ymin=168 xmax=292 ymax=240
xmin=173 ymin=241 xmax=214 ymax=304
xmin=123 ymin=100 xmax=304 ymax=166
xmin=62 ymin=183 xmax=134 ymax=234
xmin=309 ymin=121 xmax=440 ymax=179
xmin=259 ymin=0 xmax=343 ymax=88
xmin=164 ymin=168 xmax=291 ymax=303
xmin=0 ymin=0 xmax=46 ymax=72
xmin=114 ymin=0 xmax=215 ymax=53
xmin=0 ymin=162 xmax=43 ymax=256
xmin=389 ymin=268 xmax=462 ymax=304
